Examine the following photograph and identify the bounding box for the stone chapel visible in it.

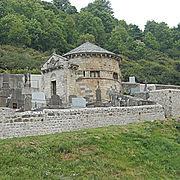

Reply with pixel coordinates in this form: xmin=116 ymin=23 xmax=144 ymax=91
xmin=41 ymin=42 xmax=122 ymax=104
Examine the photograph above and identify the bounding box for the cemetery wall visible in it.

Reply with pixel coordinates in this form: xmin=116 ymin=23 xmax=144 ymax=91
xmin=0 ymin=105 xmax=164 ymax=139
xmin=149 ymin=89 xmax=180 ymax=118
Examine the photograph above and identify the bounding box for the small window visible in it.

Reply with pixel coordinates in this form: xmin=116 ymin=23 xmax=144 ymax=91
xmin=113 ymin=72 xmax=118 ymax=80
xmin=90 ymin=71 xmax=100 ymax=78
xmin=83 ymin=71 xmax=86 ymax=77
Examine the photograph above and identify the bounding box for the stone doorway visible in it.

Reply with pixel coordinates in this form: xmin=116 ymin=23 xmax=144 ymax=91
xmin=51 ymin=81 xmax=56 ymax=95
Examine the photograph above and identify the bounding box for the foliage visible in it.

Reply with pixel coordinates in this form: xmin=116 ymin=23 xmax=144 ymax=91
xmin=0 ymin=45 xmax=48 ymax=71
xmin=77 ymin=34 xmax=95 ymax=45
xmin=0 ymin=119 xmax=179 ymax=179
xmin=0 ymin=0 xmax=179 ymax=85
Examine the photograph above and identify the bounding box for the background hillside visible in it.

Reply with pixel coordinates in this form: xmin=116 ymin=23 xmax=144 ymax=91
xmin=0 ymin=0 xmax=180 ymax=84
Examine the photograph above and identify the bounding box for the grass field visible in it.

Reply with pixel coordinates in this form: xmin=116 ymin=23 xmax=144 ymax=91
xmin=0 ymin=119 xmax=180 ymax=180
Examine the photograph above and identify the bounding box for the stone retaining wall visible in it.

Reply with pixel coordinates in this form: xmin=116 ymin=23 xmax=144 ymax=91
xmin=0 ymin=105 xmax=165 ymax=140
xmin=149 ymin=89 xmax=180 ymax=118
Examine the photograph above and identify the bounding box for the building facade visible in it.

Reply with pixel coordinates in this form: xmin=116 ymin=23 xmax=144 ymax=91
xmin=41 ymin=42 xmax=122 ymax=104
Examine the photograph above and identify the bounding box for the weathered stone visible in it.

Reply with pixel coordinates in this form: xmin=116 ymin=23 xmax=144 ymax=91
xmin=49 ymin=94 xmax=62 ymax=107
xmin=0 ymin=105 xmax=165 ymax=140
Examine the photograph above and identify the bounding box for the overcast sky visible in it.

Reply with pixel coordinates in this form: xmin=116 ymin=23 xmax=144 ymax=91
xmin=45 ymin=0 xmax=180 ymax=30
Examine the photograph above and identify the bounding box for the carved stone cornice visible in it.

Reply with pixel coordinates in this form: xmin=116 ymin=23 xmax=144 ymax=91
xmin=64 ymin=52 xmax=122 ymax=62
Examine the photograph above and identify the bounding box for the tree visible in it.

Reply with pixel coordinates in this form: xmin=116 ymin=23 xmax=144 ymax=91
xmin=82 ymin=0 xmax=114 ymax=16
xmin=52 ymin=0 xmax=77 ymax=14
xmin=64 ymin=15 xmax=78 ymax=45
xmin=108 ymin=26 xmax=129 ymax=54
xmin=0 ymin=14 xmax=31 ymax=46
xmin=77 ymin=34 xmax=95 ymax=45
xmin=144 ymin=21 xmax=173 ymax=51
xmin=81 ymin=0 xmax=115 ymax=34
xmin=53 ymin=0 xmax=71 ymax=11
xmin=75 ymin=11 xmax=105 ymax=45
xmin=128 ymin=24 xmax=143 ymax=40
xmin=25 ymin=18 xmax=43 ymax=50
xmin=143 ymin=32 xmax=160 ymax=50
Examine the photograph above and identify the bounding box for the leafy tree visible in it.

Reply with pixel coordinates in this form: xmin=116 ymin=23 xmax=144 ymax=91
xmin=77 ymin=34 xmax=95 ymax=45
xmin=75 ymin=11 xmax=105 ymax=45
xmin=128 ymin=24 xmax=143 ymax=40
xmin=144 ymin=21 xmax=173 ymax=51
xmin=53 ymin=0 xmax=77 ymax=14
xmin=143 ymin=32 xmax=160 ymax=50
xmin=53 ymin=0 xmax=71 ymax=11
xmin=108 ymin=25 xmax=129 ymax=54
xmin=0 ymin=14 xmax=31 ymax=46
xmin=25 ymin=18 xmax=43 ymax=50
xmin=40 ymin=0 xmax=60 ymax=15
xmin=81 ymin=0 xmax=115 ymax=34
xmin=64 ymin=15 xmax=78 ymax=45
xmin=82 ymin=0 xmax=113 ymax=15
xmin=172 ymin=23 xmax=180 ymax=42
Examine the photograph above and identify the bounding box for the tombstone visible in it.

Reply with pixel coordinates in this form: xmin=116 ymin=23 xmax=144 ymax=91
xmin=129 ymin=76 xmax=135 ymax=83
xmin=49 ymin=94 xmax=62 ymax=108
xmin=2 ymin=71 xmax=10 ymax=89
xmin=32 ymin=92 xmax=46 ymax=109
xmin=144 ymin=80 xmax=147 ymax=91
xmin=72 ymin=98 xmax=86 ymax=108
xmin=96 ymin=81 xmax=101 ymax=102
xmin=69 ymin=95 xmax=77 ymax=103
xmin=0 ymin=90 xmax=8 ymax=107
xmin=8 ymin=89 xmax=24 ymax=109
xmin=130 ymin=87 xmax=140 ymax=95
xmin=24 ymin=94 xmax=32 ymax=111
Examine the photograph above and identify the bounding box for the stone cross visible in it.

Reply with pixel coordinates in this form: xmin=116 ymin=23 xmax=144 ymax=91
xmin=96 ymin=81 xmax=101 ymax=102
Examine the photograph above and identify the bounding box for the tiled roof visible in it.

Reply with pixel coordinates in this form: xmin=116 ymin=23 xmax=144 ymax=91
xmin=63 ymin=42 xmax=115 ymax=56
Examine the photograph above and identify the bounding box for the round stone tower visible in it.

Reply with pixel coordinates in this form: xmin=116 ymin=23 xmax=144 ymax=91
xmin=63 ymin=42 xmax=122 ymax=103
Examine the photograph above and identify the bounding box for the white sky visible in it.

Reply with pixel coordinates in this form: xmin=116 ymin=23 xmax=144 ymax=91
xmin=45 ymin=0 xmax=180 ymax=30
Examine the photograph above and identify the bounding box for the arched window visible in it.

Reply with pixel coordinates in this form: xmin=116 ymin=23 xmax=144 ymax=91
xmin=113 ymin=72 xmax=118 ymax=80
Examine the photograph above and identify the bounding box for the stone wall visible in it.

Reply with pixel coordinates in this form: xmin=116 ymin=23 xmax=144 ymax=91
xmin=149 ymin=89 xmax=180 ymax=118
xmin=155 ymin=84 xmax=180 ymax=90
xmin=0 ymin=105 xmax=164 ymax=139
xmin=0 ymin=73 xmax=23 ymax=89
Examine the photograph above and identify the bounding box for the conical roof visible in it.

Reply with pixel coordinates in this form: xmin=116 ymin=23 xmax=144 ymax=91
xmin=63 ymin=42 xmax=115 ymax=56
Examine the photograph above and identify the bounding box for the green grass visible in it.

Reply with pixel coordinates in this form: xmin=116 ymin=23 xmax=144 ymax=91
xmin=0 ymin=119 xmax=180 ymax=180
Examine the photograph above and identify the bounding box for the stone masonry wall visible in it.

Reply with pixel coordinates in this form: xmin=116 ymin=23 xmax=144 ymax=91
xmin=149 ymin=89 xmax=180 ymax=118
xmin=0 ymin=105 xmax=164 ymax=140
xmin=67 ymin=56 xmax=121 ymax=102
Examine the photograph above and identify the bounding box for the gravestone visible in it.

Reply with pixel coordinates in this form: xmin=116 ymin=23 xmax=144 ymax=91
xmin=0 ymin=90 xmax=8 ymax=107
xmin=2 ymin=71 xmax=10 ymax=89
xmin=32 ymin=92 xmax=46 ymax=109
xmin=69 ymin=95 xmax=77 ymax=103
xmin=129 ymin=76 xmax=135 ymax=83
xmin=144 ymin=80 xmax=147 ymax=91
xmin=24 ymin=94 xmax=32 ymax=111
xmin=72 ymin=98 xmax=86 ymax=108
xmin=130 ymin=87 xmax=140 ymax=95
xmin=49 ymin=94 xmax=62 ymax=108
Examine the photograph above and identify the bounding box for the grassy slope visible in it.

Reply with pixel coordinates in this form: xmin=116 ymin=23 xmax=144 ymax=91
xmin=0 ymin=119 xmax=180 ymax=180
xmin=0 ymin=45 xmax=48 ymax=72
